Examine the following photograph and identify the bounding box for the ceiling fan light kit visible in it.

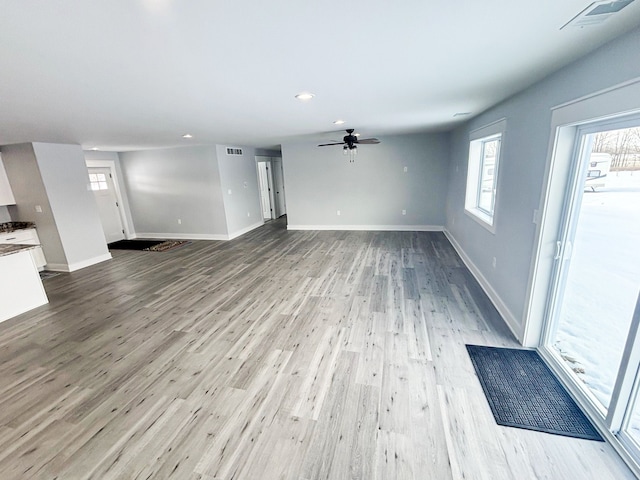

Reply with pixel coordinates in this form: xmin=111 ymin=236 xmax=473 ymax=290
xmin=318 ymin=128 xmax=379 ymax=163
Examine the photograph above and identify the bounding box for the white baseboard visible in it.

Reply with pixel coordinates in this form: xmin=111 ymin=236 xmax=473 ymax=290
xmin=287 ymin=224 xmax=444 ymax=232
xmin=46 ymin=252 xmax=112 ymax=273
xmin=131 ymin=223 xmax=263 ymax=242
xmin=132 ymin=232 xmax=228 ymax=241
xmin=443 ymin=229 xmax=522 ymax=342
xmin=228 ymin=221 xmax=264 ymax=240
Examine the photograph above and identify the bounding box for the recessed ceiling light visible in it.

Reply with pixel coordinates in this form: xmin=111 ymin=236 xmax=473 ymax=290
xmin=182 ymin=134 xmax=193 ymax=139
xmin=295 ymin=92 xmax=315 ymax=101
xmin=454 ymin=112 xmax=472 ymax=117
xmin=333 ymin=120 xmax=345 ymax=125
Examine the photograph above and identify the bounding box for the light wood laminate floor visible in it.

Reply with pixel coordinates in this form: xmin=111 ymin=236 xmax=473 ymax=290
xmin=0 ymin=218 xmax=634 ymax=479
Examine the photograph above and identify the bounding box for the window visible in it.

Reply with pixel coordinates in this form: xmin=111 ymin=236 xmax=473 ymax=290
xmin=464 ymin=119 xmax=506 ymax=230
xmin=89 ymin=173 xmax=108 ymax=191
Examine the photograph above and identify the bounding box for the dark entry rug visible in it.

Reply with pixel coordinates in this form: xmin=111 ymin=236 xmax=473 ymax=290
xmin=466 ymin=345 xmax=603 ymax=441
xmin=108 ymin=240 xmax=190 ymax=252
xmin=39 ymin=271 xmax=61 ymax=280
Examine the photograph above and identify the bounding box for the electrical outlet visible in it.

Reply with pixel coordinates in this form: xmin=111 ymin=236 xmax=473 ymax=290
xmin=35 ymin=205 xmax=42 ymax=213
xmin=402 ymin=209 xmax=406 ymax=215
xmin=228 ymin=189 xmax=232 ymax=195
xmin=177 ymin=219 xmax=182 ymax=224
xmin=403 ymin=166 xmax=408 ymax=173
xmin=247 ymin=212 xmax=250 ymax=217
xmin=492 ymin=257 xmax=497 ymax=268
xmin=337 ymin=210 xmax=341 ymax=216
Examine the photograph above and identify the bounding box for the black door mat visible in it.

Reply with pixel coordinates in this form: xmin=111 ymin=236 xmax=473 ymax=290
xmin=108 ymin=240 xmax=164 ymax=250
xmin=39 ymin=271 xmax=61 ymax=280
xmin=466 ymin=344 xmax=603 ymax=441
xmin=108 ymin=239 xmax=190 ymax=252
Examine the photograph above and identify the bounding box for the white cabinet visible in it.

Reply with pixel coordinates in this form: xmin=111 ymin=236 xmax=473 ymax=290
xmin=0 ymin=248 xmax=48 ymax=323
xmin=0 ymin=159 xmax=16 ymax=206
xmin=0 ymin=229 xmax=46 ymax=270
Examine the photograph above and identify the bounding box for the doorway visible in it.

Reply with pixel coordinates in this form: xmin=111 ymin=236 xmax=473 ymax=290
xmin=88 ymin=167 xmax=125 ymax=243
xmin=271 ymin=158 xmax=287 ymax=217
xmin=256 ymin=155 xmax=286 ymax=222
xmin=539 ymin=116 xmax=640 ymax=458
xmin=257 ymin=161 xmax=275 ymax=221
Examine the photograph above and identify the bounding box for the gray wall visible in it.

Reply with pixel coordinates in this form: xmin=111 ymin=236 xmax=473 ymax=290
xmin=445 ymin=26 xmax=640 ymax=338
xmin=2 ymin=143 xmax=67 ymax=265
xmin=2 ymin=142 xmax=109 ymax=269
xmin=215 ymin=145 xmax=263 ymax=236
xmin=32 ymin=143 xmax=109 ymax=266
xmin=0 ymin=155 xmax=14 ymax=221
xmin=281 ymin=132 xmax=449 ymax=228
xmin=119 ymin=146 xmax=228 ymax=237
xmin=0 ymin=206 xmax=10 ymax=223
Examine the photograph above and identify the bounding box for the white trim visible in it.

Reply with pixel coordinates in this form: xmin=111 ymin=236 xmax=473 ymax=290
xmin=133 ymin=232 xmax=228 ymax=241
xmin=132 ymin=222 xmax=263 ymax=242
xmin=46 ymin=252 xmax=112 ymax=272
xmin=227 ymin=221 xmax=264 ymax=240
xmin=444 ymin=228 xmax=522 ymax=342
xmin=549 ymin=77 xmax=640 ymax=128
xmin=469 ymin=117 xmax=507 ymax=140
xmin=287 ymin=224 xmax=444 ymax=232
xmin=551 ymin=77 xmax=640 ymax=111
xmin=523 ymin=78 xmax=640 ymax=347
xmin=464 ymin=119 xmax=506 ymax=232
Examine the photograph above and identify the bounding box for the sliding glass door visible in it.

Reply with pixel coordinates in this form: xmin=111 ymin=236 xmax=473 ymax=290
xmin=542 ymin=117 xmax=640 ymax=446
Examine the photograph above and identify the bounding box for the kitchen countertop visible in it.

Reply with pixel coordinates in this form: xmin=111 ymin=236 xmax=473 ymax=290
xmin=0 ymin=244 xmax=38 ymax=258
xmin=0 ymin=222 xmax=36 ymax=233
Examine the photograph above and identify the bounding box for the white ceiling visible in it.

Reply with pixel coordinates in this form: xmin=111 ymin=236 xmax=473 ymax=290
xmin=1 ymin=1 xmax=639 ymax=151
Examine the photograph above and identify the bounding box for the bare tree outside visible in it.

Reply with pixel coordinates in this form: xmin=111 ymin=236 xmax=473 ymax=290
xmin=593 ymin=127 xmax=640 ymax=170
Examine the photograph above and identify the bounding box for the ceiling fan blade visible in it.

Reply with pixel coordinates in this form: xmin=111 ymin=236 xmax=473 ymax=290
xmin=356 ymin=138 xmax=380 ymax=144
xmin=318 ymin=142 xmax=345 ymax=146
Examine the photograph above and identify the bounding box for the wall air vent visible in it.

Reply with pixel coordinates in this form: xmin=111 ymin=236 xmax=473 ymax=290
xmin=226 ymin=147 xmax=243 ymax=156
xmin=561 ymin=0 xmax=635 ymax=29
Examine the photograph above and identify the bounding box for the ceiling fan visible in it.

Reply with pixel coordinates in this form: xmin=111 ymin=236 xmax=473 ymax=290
xmin=318 ymin=129 xmax=380 ymax=162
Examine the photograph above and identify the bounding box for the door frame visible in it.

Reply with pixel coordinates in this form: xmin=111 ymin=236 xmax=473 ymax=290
xmin=255 ymin=156 xmax=276 ymax=220
xmin=271 ymin=158 xmax=286 ymax=217
xmin=522 ymin=77 xmax=640 ymax=477
xmin=538 ymin=118 xmax=640 ymax=423
xmin=85 ymin=159 xmax=131 ymax=239
xmin=523 ymin=77 xmax=640 ymax=347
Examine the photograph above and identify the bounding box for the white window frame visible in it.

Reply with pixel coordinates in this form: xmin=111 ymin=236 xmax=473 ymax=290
xmin=464 ymin=118 xmax=506 ymax=232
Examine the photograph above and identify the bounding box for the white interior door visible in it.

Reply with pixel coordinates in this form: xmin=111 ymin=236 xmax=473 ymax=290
xmin=88 ymin=167 xmax=125 ymax=243
xmin=257 ymin=162 xmax=273 ymax=220
xmin=272 ymin=158 xmax=286 ymax=217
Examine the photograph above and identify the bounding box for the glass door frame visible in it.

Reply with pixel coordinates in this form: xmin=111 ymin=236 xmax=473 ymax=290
xmin=522 ymin=80 xmax=640 ymax=477
xmin=538 ymin=123 xmax=607 ymax=418
xmin=538 ymin=112 xmax=640 ymax=437
xmin=613 ymin=294 xmax=640 ymax=447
